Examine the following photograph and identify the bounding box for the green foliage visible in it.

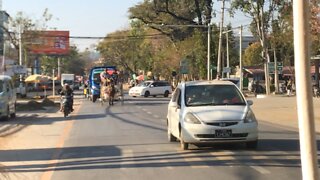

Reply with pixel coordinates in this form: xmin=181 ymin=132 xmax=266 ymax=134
xmin=40 ymin=46 xmax=87 ymax=76
xmin=243 ymin=42 xmax=263 ymax=66
xmin=129 ymin=0 xmax=214 ymax=41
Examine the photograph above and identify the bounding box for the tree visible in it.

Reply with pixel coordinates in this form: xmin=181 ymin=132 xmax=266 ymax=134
xmin=243 ymin=42 xmax=263 ymax=66
xmin=231 ymin=0 xmax=282 ymax=94
xmin=129 ymin=0 xmax=214 ymax=41
xmin=97 ymin=21 xmax=152 ymax=74
xmin=40 ymin=46 xmax=88 ymax=76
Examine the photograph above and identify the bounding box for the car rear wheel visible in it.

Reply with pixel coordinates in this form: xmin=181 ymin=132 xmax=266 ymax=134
xmin=92 ymin=95 xmax=98 ymax=102
xmin=2 ymin=107 xmax=10 ymax=121
xmin=10 ymin=104 xmax=16 ymax=119
xmin=246 ymin=140 xmax=258 ymax=149
xmin=164 ymin=90 xmax=169 ymax=97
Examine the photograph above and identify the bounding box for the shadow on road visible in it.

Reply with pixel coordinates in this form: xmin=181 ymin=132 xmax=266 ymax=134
xmin=0 ymin=139 xmax=313 ymax=173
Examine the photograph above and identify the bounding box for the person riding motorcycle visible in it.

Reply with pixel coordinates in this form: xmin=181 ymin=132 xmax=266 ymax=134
xmin=60 ymin=83 xmax=74 ymax=112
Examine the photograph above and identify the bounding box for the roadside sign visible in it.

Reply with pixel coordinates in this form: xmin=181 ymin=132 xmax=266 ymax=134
xmin=268 ymin=62 xmax=283 ymax=74
xmin=12 ymin=65 xmax=27 ymax=74
xmin=223 ymin=67 xmax=231 ymax=73
xmin=180 ymin=59 xmax=189 ymax=74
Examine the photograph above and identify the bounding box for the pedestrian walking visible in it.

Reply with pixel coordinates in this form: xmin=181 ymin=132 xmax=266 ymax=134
xmin=286 ymin=78 xmax=292 ymax=96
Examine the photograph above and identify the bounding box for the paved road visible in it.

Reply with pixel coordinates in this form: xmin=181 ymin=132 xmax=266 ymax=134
xmin=0 ymin=93 xmax=319 ymax=180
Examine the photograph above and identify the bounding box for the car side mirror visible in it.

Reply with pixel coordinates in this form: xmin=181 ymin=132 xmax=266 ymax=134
xmin=247 ymin=100 xmax=253 ymax=106
xmin=150 ymin=85 xmax=154 ymax=88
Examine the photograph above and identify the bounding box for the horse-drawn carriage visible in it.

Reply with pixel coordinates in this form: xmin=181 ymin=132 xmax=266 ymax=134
xmin=100 ymin=79 xmax=117 ymax=105
xmin=88 ymin=66 xmax=121 ymax=104
xmin=99 ymin=67 xmax=121 ymax=105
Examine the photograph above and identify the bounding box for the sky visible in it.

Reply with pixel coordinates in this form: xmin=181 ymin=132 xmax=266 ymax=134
xmin=2 ymin=1 xmax=251 ymax=52
xmin=3 ymin=0 xmax=143 ymax=51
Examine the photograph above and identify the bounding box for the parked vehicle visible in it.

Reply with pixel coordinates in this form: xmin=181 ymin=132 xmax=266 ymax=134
xmin=129 ymin=80 xmax=172 ymax=97
xmin=0 ymin=75 xmax=17 ymax=120
xmin=167 ymin=80 xmax=258 ymax=150
xmin=221 ymin=77 xmax=240 ymax=88
xmin=61 ymin=74 xmax=75 ymax=89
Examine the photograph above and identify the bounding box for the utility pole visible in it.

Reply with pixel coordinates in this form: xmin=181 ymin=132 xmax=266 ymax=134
xmin=58 ymin=57 xmax=61 ymax=79
xmin=18 ymin=25 xmax=23 ymax=85
xmin=274 ymin=49 xmax=279 ymax=93
xmin=207 ymin=24 xmax=211 ymax=80
xmin=52 ymin=69 xmax=55 ymax=97
xmin=225 ymin=29 xmax=230 ymax=78
xmin=293 ymin=0 xmax=319 ymax=180
xmin=239 ymin=25 xmax=243 ymax=92
xmin=217 ymin=0 xmax=226 ymax=78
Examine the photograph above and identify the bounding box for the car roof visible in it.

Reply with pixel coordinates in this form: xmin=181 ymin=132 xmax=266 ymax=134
xmin=181 ymin=80 xmax=234 ymax=87
xmin=0 ymin=75 xmax=12 ymax=80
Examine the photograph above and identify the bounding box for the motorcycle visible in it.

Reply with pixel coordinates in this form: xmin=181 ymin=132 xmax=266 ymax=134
xmin=61 ymin=95 xmax=73 ymax=117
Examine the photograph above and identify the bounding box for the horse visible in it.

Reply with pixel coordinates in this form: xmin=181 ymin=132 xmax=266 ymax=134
xmin=106 ymin=84 xmax=116 ymax=105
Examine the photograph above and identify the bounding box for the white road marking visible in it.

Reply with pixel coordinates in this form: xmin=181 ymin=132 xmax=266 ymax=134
xmin=175 ymin=148 xmax=210 ymax=169
xmin=120 ymin=149 xmax=134 ymax=170
xmin=159 ymin=159 xmax=174 ymax=170
xmin=210 ymin=151 xmax=236 ymax=161
xmin=250 ymin=166 xmax=270 ymax=174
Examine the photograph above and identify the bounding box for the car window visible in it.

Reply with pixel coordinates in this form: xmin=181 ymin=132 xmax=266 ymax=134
xmin=152 ymin=82 xmax=159 ymax=87
xmin=158 ymin=81 xmax=169 ymax=86
xmin=137 ymin=81 xmax=152 ymax=87
xmin=185 ymin=84 xmax=245 ymax=106
xmin=93 ymin=72 xmax=101 ymax=84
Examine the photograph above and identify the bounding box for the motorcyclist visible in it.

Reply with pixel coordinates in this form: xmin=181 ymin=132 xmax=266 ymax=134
xmin=60 ymin=83 xmax=74 ymax=112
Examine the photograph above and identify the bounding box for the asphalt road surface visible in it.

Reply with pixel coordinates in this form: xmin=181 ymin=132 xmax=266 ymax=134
xmin=0 ymin=92 xmax=319 ymax=180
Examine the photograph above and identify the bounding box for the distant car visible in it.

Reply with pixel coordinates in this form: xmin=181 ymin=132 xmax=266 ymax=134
xmin=129 ymin=80 xmax=172 ymax=97
xmin=0 ymin=75 xmax=17 ymax=120
xmin=167 ymin=80 xmax=258 ymax=150
xmin=221 ymin=78 xmax=240 ymax=88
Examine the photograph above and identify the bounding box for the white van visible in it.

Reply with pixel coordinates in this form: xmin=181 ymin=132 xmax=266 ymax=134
xmin=0 ymin=75 xmax=16 ymax=120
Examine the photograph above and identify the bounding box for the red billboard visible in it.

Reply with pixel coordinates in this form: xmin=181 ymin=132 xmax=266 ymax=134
xmin=27 ymin=31 xmax=70 ymax=55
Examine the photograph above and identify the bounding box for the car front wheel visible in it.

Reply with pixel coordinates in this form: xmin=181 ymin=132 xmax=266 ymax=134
xmin=144 ymin=91 xmax=150 ymax=97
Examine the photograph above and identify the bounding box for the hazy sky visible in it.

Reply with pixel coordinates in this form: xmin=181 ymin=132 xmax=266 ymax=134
xmin=3 ymin=0 xmax=143 ymax=51
xmin=3 ymin=1 xmax=250 ymax=51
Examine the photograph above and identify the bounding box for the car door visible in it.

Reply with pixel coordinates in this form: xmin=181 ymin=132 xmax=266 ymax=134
xmin=168 ymin=88 xmax=182 ymax=138
xmin=151 ymin=82 xmax=160 ymax=95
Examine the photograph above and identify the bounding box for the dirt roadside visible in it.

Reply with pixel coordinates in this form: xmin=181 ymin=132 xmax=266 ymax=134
xmin=249 ymin=95 xmax=320 ymax=132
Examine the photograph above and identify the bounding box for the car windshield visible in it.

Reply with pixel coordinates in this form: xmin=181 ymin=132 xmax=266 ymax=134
xmin=0 ymin=80 xmax=3 ymax=93
xmin=137 ymin=81 xmax=152 ymax=87
xmin=185 ymin=84 xmax=246 ymax=106
xmin=93 ymin=72 xmax=101 ymax=84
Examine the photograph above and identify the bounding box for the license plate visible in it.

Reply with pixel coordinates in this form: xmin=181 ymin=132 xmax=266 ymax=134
xmin=215 ymin=129 xmax=232 ymax=138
